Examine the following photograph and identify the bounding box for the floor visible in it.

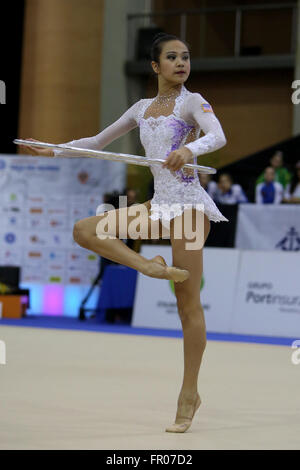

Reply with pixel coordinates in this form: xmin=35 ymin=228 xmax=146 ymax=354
xmin=0 ymin=322 xmax=299 ymax=449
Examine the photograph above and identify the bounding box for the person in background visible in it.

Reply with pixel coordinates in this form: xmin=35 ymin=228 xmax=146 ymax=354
xmin=283 ymin=160 xmax=300 ymax=204
xmin=214 ymin=173 xmax=248 ymax=204
xmin=126 ymin=188 xmax=138 ymax=206
xmin=255 ymin=166 xmax=283 ymax=204
xmin=198 ymin=173 xmax=218 ymax=200
xmin=256 ymin=150 xmax=291 ymax=189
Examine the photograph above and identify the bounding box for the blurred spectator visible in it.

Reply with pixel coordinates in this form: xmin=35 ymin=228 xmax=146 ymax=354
xmin=102 ymin=190 xmax=120 ymax=209
xmin=198 ymin=173 xmax=218 ymax=200
xmin=256 ymin=150 xmax=291 ymax=189
xmin=214 ymin=173 xmax=248 ymax=204
xmin=283 ymin=160 xmax=300 ymax=204
xmin=126 ymin=188 xmax=138 ymax=206
xmin=255 ymin=167 xmax=283 ymax=204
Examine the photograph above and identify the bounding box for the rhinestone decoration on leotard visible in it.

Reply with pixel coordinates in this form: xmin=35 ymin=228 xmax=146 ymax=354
xmin=166 ymin=117 xmax=195 ymax=184
xmin=141 ymin=87 xmax=195 ymax=185
xmin=138 ymin=85 xmax=228 ymax=224
xmin=53 ymin=85 xmax=228 ymax=225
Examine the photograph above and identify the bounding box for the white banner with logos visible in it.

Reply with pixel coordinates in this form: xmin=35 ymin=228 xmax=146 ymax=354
xmin=0 ymin=154 xmax=126 ymax=284
xmin=235 ymin=204 xmax=300 ymax=251
xmin=132 ymin=246 xmax=240 ymax=333
xmin=230 ymin=250 xmax=300 ymax=337
xmin=132 ymin=245 xmax=300 ymax=338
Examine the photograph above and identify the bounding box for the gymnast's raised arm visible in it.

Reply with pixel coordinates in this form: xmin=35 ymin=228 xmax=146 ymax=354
xmin=19 ymin=101 xmax=140 ymax=157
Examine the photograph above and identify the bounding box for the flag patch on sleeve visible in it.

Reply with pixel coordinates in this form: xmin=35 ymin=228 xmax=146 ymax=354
xmin=201 ymin=103 xmax=213 ymax=113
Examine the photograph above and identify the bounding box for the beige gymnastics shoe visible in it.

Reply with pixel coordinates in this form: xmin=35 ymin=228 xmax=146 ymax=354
xmin=165 ymin=394 xmax=201 ymax=433
xmin=149 ymin=255 xmax=190 ymax=283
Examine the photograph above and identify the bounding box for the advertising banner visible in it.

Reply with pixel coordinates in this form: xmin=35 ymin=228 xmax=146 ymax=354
xmin=132 ymin=245 xmax=240 ymax=333
xmin=230 ymin=250 xmax=300 ymax=337
xmin=235 ymin=204 xmax=300 ymax=251
xmin=0 ymin=154 xmax=125 ymax=284
xmin=132 ymin=245 xmax=181 ymax=330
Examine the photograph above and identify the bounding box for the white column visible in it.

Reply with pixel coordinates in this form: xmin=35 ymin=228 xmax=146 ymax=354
xmin=99 ymin=0 xmax=150 ymax=191
xmin=100 ymin=0 xmax=150 ymax=148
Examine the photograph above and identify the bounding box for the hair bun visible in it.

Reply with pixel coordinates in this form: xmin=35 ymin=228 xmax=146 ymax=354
xmin=152 ymin=32 xmax=168 ymax=42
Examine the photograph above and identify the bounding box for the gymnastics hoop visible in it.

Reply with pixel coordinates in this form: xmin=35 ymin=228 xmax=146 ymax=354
xmin=14 ymin=139 xmax=217 ymax=175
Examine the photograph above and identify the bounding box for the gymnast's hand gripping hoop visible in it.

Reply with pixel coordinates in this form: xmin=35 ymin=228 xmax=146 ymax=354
xmin=14 ymin=139 xmax=217 ymax=175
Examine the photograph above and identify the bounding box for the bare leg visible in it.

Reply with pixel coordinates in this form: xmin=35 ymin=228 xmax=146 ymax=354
xmin=73 ymin=200 xmax=190 ymax=282
xmin=166 ymin=210 xmax=211 ymax=432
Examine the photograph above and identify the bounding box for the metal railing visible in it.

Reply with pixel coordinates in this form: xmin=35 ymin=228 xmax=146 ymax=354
xmin=127 ymin=2 xmax=298 ymax=61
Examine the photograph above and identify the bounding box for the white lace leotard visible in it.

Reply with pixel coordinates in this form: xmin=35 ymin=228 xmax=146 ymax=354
xmin=54 ymin=85 xmax=229 ymax=227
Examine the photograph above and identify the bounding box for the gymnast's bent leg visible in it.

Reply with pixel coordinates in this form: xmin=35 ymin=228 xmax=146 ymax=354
xmin=72 ymin=199 xmax=190 ymax=282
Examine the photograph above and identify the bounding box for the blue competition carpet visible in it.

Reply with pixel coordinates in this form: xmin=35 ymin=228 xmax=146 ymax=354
xmin=0 ymin=315 xmax=296 ymax=346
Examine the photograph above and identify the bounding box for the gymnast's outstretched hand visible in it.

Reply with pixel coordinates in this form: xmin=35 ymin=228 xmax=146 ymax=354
xmin=19 ymin=138 xmax=54 ymax=157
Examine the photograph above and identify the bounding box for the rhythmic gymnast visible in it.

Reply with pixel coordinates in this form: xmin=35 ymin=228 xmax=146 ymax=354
xmin=22 ymin=33 xmax=228 ymax=433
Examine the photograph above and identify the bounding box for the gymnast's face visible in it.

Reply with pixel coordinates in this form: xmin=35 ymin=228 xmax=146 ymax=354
xmin=152 ymin=40 xmax=191 ymax=85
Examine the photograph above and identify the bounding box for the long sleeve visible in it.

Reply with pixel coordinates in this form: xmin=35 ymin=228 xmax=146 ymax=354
xmin=181 ymin=93 xmax=227 ymax=158
xmin=53 ymin=101 xmax=140 ymax=157
xmin=284 ymin=183 xmax=291 ymax=200
xmin=236 ymin=185 xmax=248 ymax=203
xmin=256 ymin=183 xmax=263 ymax=204
xmin=274 ymin=182 xmax=284 ymax=204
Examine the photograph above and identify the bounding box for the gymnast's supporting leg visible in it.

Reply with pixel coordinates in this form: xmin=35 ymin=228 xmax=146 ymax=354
xmin=72 ymin=200 xmax=190 ymax=282
xmin=165 ymin=210 xmax=210 ymax=433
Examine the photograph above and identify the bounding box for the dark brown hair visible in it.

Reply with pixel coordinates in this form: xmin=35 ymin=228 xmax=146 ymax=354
xmin=150 ymin=32 xmax=190 ymax=63
xmin=290 ymin=161 xmax=300 ymax=194
xmin=219 ymin=173 xmax=233 ymax=184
